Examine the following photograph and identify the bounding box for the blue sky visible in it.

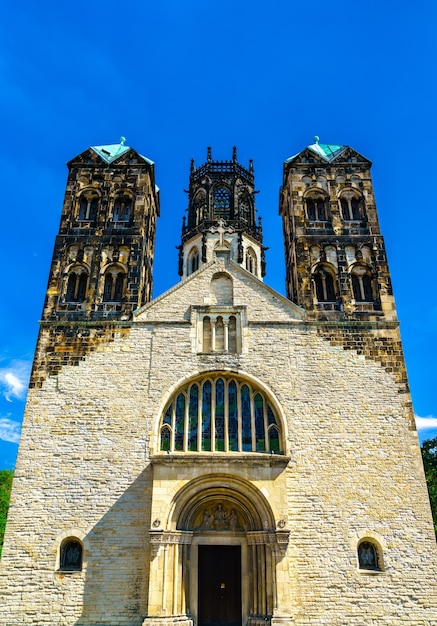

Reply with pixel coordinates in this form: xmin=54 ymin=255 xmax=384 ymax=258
xmin=0 ymin=1 xmax=436 ymax=469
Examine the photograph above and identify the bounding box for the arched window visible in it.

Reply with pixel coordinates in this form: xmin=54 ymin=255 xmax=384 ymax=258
xmin=201 ymin=313 xmax=239 ymax=353
xmin=65 ymin=267 xmax=88 ymax=302
xmin=159 ymin=375 xmax=283 ymax=454
xmin=358 ymin=540 xmax=380 ymax=571
xmin=228 ymin=315 xmax=237 ymax=352
xmin=188 ymin=248 xmax=200 ymax=275
xmin=112 ymin=195 xmax=132 ymax=223
xmin=60 ymin=538 xmax=83 ymax=571
xmin=245 ymin=248 xmax=257 ymax=275
xmin=238 ymin=190 xmax=251 ymax=224
xmin=306 ymin=195 xmax=326 ymax=221
xmin=103 ymin=270 xmax=125 ymax=302
xmin=213 ymin=188 xmax=230 ymax=219
xmin=192 ymin=189 xmax=207 ymax=226
xmin=313 ymin=266 xmax=336 ymax=302
xmin=78 ymin=193 xmax=98 ymax=221
xmin=351 ymin=266 xmax=374 ymax=302
xmin=340 ymin=193 xmax=362 ymax=220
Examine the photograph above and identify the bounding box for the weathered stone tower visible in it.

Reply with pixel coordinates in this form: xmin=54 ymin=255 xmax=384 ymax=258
xmin=1 ymin=141 xmax=437 ymax=626
xmin=31 ymin=140 xmax=159 ymax=387
xmin=280 ymin=138 xmax=394 ymax=322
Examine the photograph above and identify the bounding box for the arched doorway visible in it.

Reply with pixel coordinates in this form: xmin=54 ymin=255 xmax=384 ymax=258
xmin=145 ymin=474 xmax=289 ymax=626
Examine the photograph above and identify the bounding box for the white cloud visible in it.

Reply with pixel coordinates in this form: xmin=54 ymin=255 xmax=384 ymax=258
xmin=415 ymin=415 xmax=437 ymax=432
xmin=0 ymin=416 xmax=21 ymax=443
xmin=0 ymin=360 xmax=31 ymax=402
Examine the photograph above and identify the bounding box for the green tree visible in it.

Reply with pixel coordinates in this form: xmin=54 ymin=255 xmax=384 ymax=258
xmin=421 ymin=436 xmax=437 ymax=537
xmin=0 ymin=469 xmax=14 ymax=559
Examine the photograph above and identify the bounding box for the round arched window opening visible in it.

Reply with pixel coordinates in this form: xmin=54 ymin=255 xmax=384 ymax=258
xmin=358 ymin=540 xmax=381 ymax=571
xmin=60 ymin=538 xmax=83 ymax=571
xmin=159 ymin=374 xmax=284 ymax=454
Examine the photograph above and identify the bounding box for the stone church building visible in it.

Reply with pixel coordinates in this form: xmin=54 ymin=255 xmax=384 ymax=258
xmin=1 ymin=139 xmax=437 ymax=625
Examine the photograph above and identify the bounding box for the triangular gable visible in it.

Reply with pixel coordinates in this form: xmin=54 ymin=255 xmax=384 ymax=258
xmin=134 ymin=258 xmax=305 ymax=322
xmin=67 ymin=143 xmax=155 ymax=167
xmin=285 ymin=143 xmax=371 ymax=166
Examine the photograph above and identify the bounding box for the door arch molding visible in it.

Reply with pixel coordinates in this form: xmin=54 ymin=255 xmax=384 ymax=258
xmin=170 ymin=474 xmax=276 ymax=532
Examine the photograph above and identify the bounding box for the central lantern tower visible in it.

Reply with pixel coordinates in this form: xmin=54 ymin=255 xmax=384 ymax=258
xmin=178 ymin=147 xmax=266 ymax=279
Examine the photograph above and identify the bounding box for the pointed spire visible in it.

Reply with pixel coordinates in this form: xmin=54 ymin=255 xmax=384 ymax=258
xmin=190 ymin=158 xmax=195 ymax=173
xmin=207 ymin=146 xmax=212 ymax=163
xmin=249 ymin=159 xmax=254 ymax=174
xmin=232 ymin=146 xmax=237 ymax=162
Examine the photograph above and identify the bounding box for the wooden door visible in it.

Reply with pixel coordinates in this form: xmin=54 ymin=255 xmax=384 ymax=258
xmin=198 ymin=545 xmax=241 ymax=626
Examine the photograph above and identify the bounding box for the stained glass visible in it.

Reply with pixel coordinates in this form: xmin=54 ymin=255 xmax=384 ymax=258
xmin=188 ymin=385 xmax=199 ymax=451
xmin=241 ymin=385 xmax=252 ymax=451
xmin=268 ymin=426 xmax=280 ymax=453
xmin=228 ymin=380 xmax=238 ymax=451
xmin=215 ymin=378 xmax=225 ymax=451
xmin=175 ymin=393 xmax=185 ymax=451
xmin=159 ymin=375 xmax=282 ymax=454
xmin=213 ymin=188 xmax=230 ymax=219
xmin=254 ymin=393 xmax=265 ymax=451
xmin=163 ymin=404 xmax=172 ymax=426
xmin=202 ymin=381 xmax=212 ymax=451
xmin=160 ymin=426 xmax=171 ymax=451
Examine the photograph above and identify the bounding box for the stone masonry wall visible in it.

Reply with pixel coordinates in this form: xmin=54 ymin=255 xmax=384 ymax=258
xmin=1 ymin=261 xmax=436 ymax=625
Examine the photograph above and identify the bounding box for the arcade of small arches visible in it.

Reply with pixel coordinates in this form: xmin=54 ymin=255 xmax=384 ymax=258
xmin=312 ymin=265 xmax=376 ymax=304
xmin=76 ymin=189 xmax=134 ymax=225
xmin=303 ymin=187 xmax=365 ymax=222
xmin=61 ymin=245 xmax=130 ymax=305
xmin=159 ymin=374 xmax=284 ymax=454
xmin=310 ymin=244 xmax=378 ymax=304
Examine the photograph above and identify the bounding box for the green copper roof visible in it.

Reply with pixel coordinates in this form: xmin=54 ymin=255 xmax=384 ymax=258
xmin=285 ymin=137 xmax=347 ymax=163
xmin=308 ymin=141 xmax=346 ymax=161
xmin=90 ymin=137 xmax=154 ymax=165
xmin=91 ymin=143 xmax=131 ymax=163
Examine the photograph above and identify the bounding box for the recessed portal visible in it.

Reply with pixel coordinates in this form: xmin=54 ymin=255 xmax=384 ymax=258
xmin=198 ymin=545 xmax=241 ymax=626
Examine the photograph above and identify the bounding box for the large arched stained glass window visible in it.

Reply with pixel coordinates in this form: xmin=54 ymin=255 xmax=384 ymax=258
xmin=159 ymin=374 xmax=283 ymax=454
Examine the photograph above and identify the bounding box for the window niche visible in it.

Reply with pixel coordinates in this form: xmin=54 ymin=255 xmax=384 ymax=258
xmin=65 ymin=268 xmax=88 ymax=302
xmin=357 ymin=540 xmax=382 ymax=572
xmin=201 ymin=313 xmax=239 ymax=353
xmin=245 ymin=248 xmax=257 ymax=275
xmin=112 ymin=194 xmax=132 ymax=224
xmin=305 ymin=193 xmax=327 ymax=222
xmin=103 ymin=268 xmax=125 ymax=302
xmin=351 ymin=266 xmax=374 ymax=302
xmin=59 ymin=538 xmax=83 ymax=572
xmin=340 ymin=192 xmax=362 ymax=221
xmin=313 ymin=266 xmax=337 ymax=302
xmin=78 ymin=192 xmax=99 ymax=222
xmin=187 ymin=247 xmax=200 ymax=275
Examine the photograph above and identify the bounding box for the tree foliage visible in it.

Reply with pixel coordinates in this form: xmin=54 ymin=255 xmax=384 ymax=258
xmin=421 ymin=436 xmax=437 ymax=537
xmin=0 ymin=470 xmax=14 ymax=559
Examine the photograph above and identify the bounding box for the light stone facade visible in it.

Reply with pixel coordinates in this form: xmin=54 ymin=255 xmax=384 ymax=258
xmin=1 ymin=142 xmax=437 ymax=625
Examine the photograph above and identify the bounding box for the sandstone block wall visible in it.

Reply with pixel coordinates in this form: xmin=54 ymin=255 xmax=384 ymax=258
xmin=1 ymin=260 xmax=436 ymax=625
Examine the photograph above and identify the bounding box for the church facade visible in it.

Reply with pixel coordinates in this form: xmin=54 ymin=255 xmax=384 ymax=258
xmin=1 ymin=140 xmax=437 ymax=625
